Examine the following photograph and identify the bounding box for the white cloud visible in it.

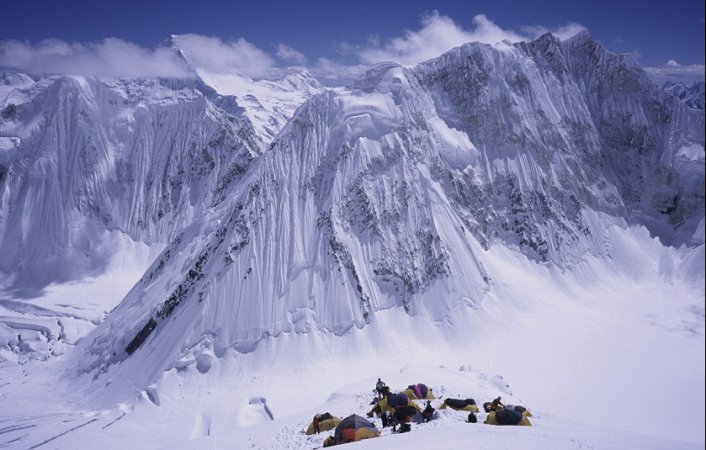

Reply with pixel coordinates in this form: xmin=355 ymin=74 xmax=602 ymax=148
xmin=0 ymin=35 xmax=284 ymax=80
xmin=357 ymin=12 xmax=587 ymax=65
xmin=276 ymin=43 xmax=307 ymax=65
xmin=358 ymin=13 xmax=522 ymax=65
xmin=644 ymin=60 xmax=705 ymax=85
xmin=0 ymin=38 xmax=192 ymax=78
xmin=171 ymin=34 xmax=276 ymax=79
xmin=308 ymin=57 xmax=367 ymax=86
xmin=551 ymin=23 xmax=588 ymax=40
xmin=522 ymin=22 xmax=587 ymax=41
xmin=0 ymin=15 xmax=593 ymax=84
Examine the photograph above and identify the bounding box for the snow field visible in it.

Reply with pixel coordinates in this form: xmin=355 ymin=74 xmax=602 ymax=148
xmin=0 ymin=224 xmax=702 ymax=449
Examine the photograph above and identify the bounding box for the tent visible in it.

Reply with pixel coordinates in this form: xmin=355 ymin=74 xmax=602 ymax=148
xmin=484 ymin=407 xmax=532 ymax=426
xmin=402 ymin=383 xmax=435 ymax=400
xmin=367 ymin=392 xmax=421 ymax=417
xmin=331 ymin=414 xmax=380 ymax=445
xmin=438 ymin=398 xmax=479 ymax=412
xmin=506 ymin=405 xmax=532 ymax=417
xmin=305 ymin=413 xmax=341 ymax=435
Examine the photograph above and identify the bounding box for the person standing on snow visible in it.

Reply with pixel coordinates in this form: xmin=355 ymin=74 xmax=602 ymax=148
xmin=312 ymin=414 xmax=320 ymax=434
xmin=375 ymin=378 xmax=387 ymax=399
xmin=422 ymin=401 xmax=435 ymax=422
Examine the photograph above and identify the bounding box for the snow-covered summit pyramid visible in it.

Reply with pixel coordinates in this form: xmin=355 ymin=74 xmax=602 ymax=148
xmin=164 ymin=34 xmax=325 ymax=142
xmin=74 ymin=32 xmax=704 ymax=397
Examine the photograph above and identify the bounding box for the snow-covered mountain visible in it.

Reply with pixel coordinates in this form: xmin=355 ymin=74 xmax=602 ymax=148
xmin=0 ymin=75 xmax=259 ymax=291
xmin=0 ymin=50 xmax=321 ymax=294
xmin=72 ymin=31 xmax=704 ymax=397
xmin=164 ymin=34 xmax=325 ymax=141
xmin=663 ymin=81 xmax=705 ymax=110
xmin=0 ymin=30 xmax=704 ymax=449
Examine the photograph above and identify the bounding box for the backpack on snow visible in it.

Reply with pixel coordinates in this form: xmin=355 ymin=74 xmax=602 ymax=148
xmin=398 ymin=423 xmax=411 ymax=433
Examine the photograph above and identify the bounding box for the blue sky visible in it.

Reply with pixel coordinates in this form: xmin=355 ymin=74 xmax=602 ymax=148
xmin=1 ymin=0 xmax=704 ymax=82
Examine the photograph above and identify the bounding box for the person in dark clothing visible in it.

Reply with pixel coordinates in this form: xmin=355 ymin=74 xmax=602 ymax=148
xmin=393 ymin=405 xmax=416 ymax=425
xmin=422 ymin=401 xmax=435 ymax=422
xmin=381 ymin=411 xmax=389 ymax=428
xmin=484 ymin=396 xmax=505 ymax=413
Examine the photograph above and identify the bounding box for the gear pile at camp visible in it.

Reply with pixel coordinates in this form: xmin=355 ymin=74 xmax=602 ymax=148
xmin=305 ymin=378 xmax=532 ymax=447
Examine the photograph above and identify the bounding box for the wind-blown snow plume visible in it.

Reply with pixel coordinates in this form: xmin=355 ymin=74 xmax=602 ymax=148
xmin=357 ymin=12 xmax=586 ymax=65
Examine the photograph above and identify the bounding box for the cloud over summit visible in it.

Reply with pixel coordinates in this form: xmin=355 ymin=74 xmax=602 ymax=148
xmin=357 ymin=12 xmax=587 ymax=65
xmin=1 ymin=14 xmax=590 ymax=82
xmin=0 ymin=38 xmax=193 ymax=78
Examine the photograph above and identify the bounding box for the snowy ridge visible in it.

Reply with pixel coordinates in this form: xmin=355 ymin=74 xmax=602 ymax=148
xmin=0 ymin=75 xmax=262 ymax=292
xmin=72 ymin=32 xmax=703 ymax=401
xmin=663 ymin=80 xmax=706 ymax=110
xmin=166 ymin=34 xmax=325 ymax=143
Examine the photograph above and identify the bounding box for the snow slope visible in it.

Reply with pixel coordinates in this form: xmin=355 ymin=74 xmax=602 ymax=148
xmin=0 ymin=226 xmax=703 ymax=448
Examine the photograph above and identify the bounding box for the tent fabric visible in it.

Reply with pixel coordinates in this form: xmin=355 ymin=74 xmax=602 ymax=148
xmin=410 ymin=411 xmax=424 ymax=424
xmin=392 ymin=405 xmax=418 ymax=423
xmin=505 ymin=405 xmax=532 ymax=417
xmin=333 ymin=414 xmax=380 ymax=444
xmin=305 ymin=414 xmax=341 ymax=435
xmin=439 ymin=398 xmax=480 ymax=412
xmin=387 ymin=393 xmax=409 ymax=408
xmin=367 ymin=393 xmax=420 ymax=417
xmin=484 ymin=409 xmax=532 ymax=426
xmin=403 ymin=383 xmax=435 ymax=400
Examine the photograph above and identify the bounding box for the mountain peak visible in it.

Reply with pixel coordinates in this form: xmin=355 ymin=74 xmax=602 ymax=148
xmin=351 ymin=62 xmax=409 ymax=92
xmin=534 ymin=32 xmax=561 ymax=45
xmin=563 ymin=29 xmax=593 ymax=44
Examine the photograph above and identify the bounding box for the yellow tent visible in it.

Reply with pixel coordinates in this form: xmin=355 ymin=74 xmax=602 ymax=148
xmin=366 ymin=394 xmax=421 ymax=417
xmin=325 ymin=414 xmax=380 ymax=446
xmin=484 ymin=409 xmax=532 ymax=426
xmin=305 ymin=413 xmax=341 ymax=435
xmin=438 ymin=398 xmax=479 ymax=412
xmin=402 ymin=387 xmax=435 ymax=400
